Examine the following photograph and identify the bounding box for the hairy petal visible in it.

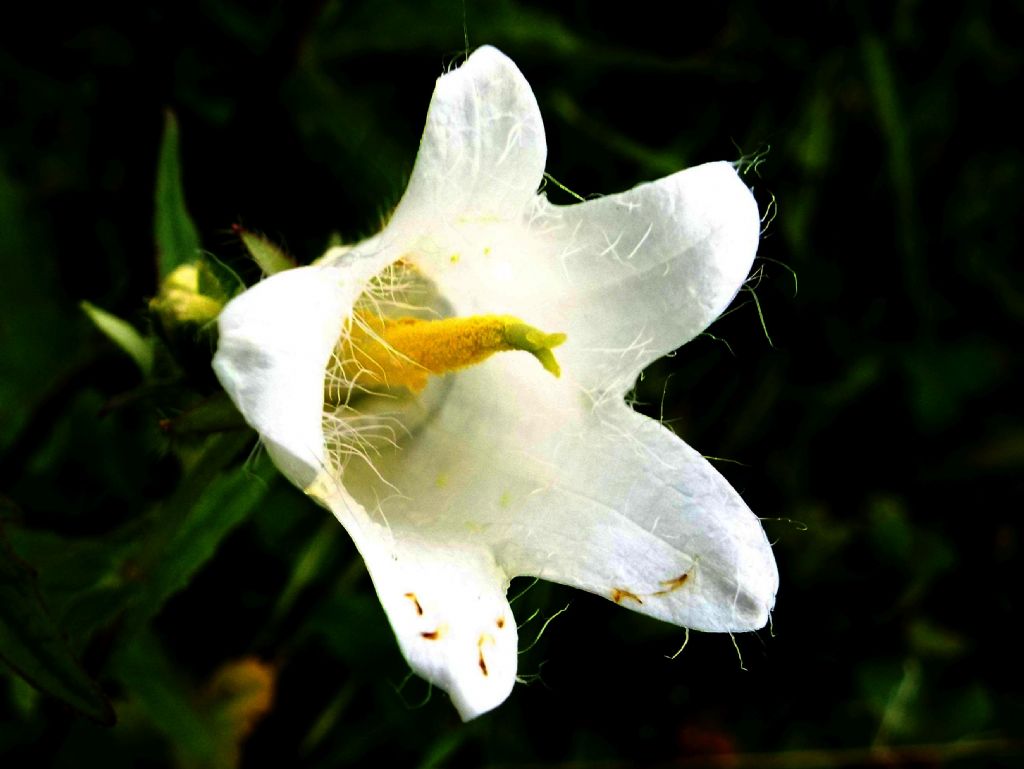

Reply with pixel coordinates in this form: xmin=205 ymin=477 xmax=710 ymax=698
xmin=389 ymin=46 xmax=547 ymax=231
xmin=409 ymin=162 xmax=760 ymax=397
xmin=537 ymin=161 xmax=761 ymax=394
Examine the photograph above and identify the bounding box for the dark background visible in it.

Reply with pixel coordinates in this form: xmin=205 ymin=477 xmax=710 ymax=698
xmin=1 ymin=1 xmax=1021 ymax=767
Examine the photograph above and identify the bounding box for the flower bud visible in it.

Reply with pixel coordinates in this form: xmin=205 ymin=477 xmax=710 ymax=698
xmin=150 ymin=262 xmax=224 ymax=333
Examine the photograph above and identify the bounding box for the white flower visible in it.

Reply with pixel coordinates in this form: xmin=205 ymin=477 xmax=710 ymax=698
xmin=213 ymin=46 xmax=778 ymax=720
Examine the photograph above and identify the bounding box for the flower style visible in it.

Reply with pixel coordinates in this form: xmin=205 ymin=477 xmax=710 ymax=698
xmin=213 ymin=46 xmax=778 ymax=720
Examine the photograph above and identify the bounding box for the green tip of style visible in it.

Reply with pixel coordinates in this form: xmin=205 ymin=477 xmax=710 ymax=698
xmin=503 ymin=322 xmax=567 ymax=378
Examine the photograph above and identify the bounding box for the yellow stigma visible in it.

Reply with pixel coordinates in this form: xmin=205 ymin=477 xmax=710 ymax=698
xmin=337 ymin=312 xmax=567 ymax=392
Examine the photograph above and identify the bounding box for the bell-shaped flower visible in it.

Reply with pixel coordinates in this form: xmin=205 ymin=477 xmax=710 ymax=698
xmin=213 ymin=46 xmax=778 ymax=720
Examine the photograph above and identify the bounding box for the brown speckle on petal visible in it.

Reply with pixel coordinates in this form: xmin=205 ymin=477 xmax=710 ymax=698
xmin=404 ymin=592 xmax=423 ymax=616
xmin=654 ymin=571 xmax=691 ymax=596
xmin=611 ymin=588 xmax=644 ymax=605
xmin=477 ymin=634 xmax=495 ymax=676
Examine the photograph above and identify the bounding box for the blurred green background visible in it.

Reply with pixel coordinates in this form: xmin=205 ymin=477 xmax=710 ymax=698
xmin=1 ymin=1 xmax=1021 ymax=767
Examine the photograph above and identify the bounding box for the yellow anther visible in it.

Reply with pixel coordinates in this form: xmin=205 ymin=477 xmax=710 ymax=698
xmin=338 ymin=312 xmax=566 ymax=392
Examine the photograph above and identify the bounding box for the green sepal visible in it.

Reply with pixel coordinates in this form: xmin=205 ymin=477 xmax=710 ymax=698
xmin=80 ymin=301 xmax=154 ymax=376
xmin=234 ymin=224 xmax=296 ymax=275
xmin=158 ymin=391 xmax=248 ymax=437
xmin=155 ymin=110 xmax=202 ymax=280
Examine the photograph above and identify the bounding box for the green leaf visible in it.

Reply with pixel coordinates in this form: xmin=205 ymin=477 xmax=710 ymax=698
xmin=7 ymin=432 xmax=267 ymax=666
xmin=111 ymin=629 xmax=215 ymax=764
xmin=269 ymin=520 xmax=339 ymax=624
xmin=0 ymin=166 xmax=86 ymax=456
xmin=155 ymin=110 xmax=202 ymax=279
xmin=4 ymin=522 xmax=142 ymax=651
xmin=135 ymin=461 xmax=269 ymax=618
xmin=0 ymin=525 xmax=115 ymax=725
xmin=80 ymin=301 xmax=154 ymax=376
xmin=121 ymin=432 xmax=270 ymax=631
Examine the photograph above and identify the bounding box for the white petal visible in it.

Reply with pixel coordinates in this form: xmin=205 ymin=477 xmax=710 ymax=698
xmin=310 ymin=478 xmax=517 ymax=721
xmin=342 ymin=359 xmax=778 ymax=633
xmin=408 ymin=161 xmax=760 ymax=397
xmin=388 ymin=46 xmax=546 ymax=230
xmin=540 ymin=161 xmax=761 ymax=394
xmin=214 ymin=254 xmax=519 ymax=719
xmin=212 ymin=265 xmax=362 ymax=488
xmin=504 ymin=400 xmax=779 ymax=632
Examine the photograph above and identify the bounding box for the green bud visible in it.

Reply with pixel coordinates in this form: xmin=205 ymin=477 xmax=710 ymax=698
xmin=150 ymin=263 xmax=223 ymax=333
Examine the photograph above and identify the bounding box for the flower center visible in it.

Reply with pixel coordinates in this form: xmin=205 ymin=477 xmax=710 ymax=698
xmin=320 ymin=264 xmax=566 ymax=481
xmin=337 ymin=312 xmax=566 ymax=393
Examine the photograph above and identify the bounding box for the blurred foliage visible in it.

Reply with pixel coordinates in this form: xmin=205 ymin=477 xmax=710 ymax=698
xmin=1 ymin=1 xmax=1022 ymax=767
